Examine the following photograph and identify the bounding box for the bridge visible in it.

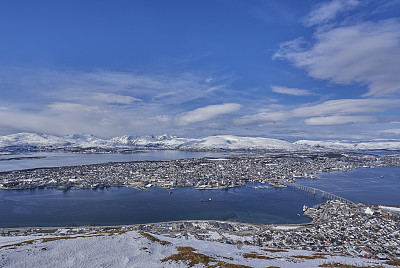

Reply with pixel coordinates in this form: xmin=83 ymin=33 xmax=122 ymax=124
xmin=285 ymin=182 xmax=356 ymax=205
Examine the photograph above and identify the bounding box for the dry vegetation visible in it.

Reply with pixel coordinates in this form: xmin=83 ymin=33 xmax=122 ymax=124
xmin=243 ymin=252 xmax=275 ymax=260
xmin=139 ymin=231 xmax=171 ymax=245
xmin=384 ymin=260 xmax=400 ymax=266
xmin=262 ymin=248 xmax=288 ymax=253
xmin=318 ymin=262 xmax=385 ymax=268
xmin=292 ymin=254 xmax=327 ymax=259
xmin=161 ymin=246 xmax=214 ymax=267
xmin=0 ymin=239 xmax=36 ymax=249
xmin=1 ymin=230 xmax=130 ymax=249
xmin=162 ymin=246 xmax=252 ymax=268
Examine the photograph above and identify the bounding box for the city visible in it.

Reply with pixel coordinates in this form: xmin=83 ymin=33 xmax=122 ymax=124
xmin=1 ymin=152 xmax=399 ymax=191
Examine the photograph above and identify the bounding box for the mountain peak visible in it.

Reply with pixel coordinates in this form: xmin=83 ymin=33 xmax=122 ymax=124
xmin=0 ymin=132 xmax=400 ymax=152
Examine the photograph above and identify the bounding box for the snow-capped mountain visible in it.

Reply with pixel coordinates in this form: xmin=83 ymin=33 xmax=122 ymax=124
xmin=0 ymin=132 xmax=399 ymax=152
xmin=0 ymin=133 xmax=69 ymax=148
xmin=178 ymin=135 xmax=297 ymax=151
xmin=294 ymin=139 xmax=400 ymax=151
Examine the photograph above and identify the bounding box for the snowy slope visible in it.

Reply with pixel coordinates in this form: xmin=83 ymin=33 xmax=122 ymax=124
xmin=179 ymin=135 xmax=296 ymax=150
xmin=0 ymin=133 xmax=69 ymax=148
xmin=0 ymin=133 xmax=299 ymax=151
xmin=1 ymin=132 xmax=399 ymax=152
xmin=0 ymin=231 xmax=391 ymax=268
xmin=295 ymin=139 xmax=400 ymax=150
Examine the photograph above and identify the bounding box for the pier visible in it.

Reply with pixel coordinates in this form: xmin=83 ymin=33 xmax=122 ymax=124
xmin=285 ymin=182 xmax=356 ymax=205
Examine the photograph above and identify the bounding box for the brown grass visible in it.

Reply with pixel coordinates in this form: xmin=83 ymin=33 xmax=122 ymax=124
xmin=1 ymin=230 xmax=130 ymax=249
xmin=243 ymin=252 xmax=275 ymax=260
xmin=161 ymin=246 xmax=214 ymax=267
xmin=208 ymin=261 xmax=252 ymax=268
xmin=385 ymin=260 xmax=400 ymax=266
xmin=162 ymin=246 xmax=252 ymax=268
xmin=139 ymin=231 xmax=171 ymax=245
xmin=0 ymin=239 xmax=36 ymax=249
xmin=262 ymin=248 xmax=288 ymax=253
xmin=318 ymin=262 xmax=385 ymax=268
xmin=292 ymin=254 xmax=327 ymax=259
xmin=102 ymin=230 xmax=129 ymax=235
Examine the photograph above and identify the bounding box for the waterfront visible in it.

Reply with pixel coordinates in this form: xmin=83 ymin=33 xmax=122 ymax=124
xmin=1 ymin=166 xmax=399 ymax=228
xmin=0 ymin=152 xmax=399 ymax=228
xmin=0 ymin=150 xmax=226 ymax=172
xmin=295 ymin=166 xmax=400 ymax=205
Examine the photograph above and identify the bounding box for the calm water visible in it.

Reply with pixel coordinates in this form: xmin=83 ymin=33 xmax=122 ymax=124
xmin=1 ymin=154 xmax=399 ymax=227
xmin=0 ymin=184 xmax=318 ymax=228
xmin=0 ymin=150 xmax=226 ymax=172
xmin=295 ymin=166 xmax=400 ymax=205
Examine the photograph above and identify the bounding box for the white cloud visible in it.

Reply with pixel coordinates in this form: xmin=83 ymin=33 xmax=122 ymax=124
xmin=91 ymin=93 xmax=141 ymax=104
xmin=304 ymin=115 xmax=376 ymax=125
xmin=377 ymin=128 xmax=400 ymax=135
xmin=293 ymin=98 xmax=399 ymax=117
xmin=48 ymin=102 xmax=103 ymax=113
xmin=304 ymin=0 xmax=359 ymax=27
xmin=0 ymin=68 xmax=236 ymax=137
xmin=234 ymin=112 xmax=290 ymax=125
xmin=179 ymin=103 xmax=242 ymax=125
xmin=275 ymin=19 xmax=400 ymax=96
xmin=271 ymin=85 xmax=314 ymax=96
xmin=150 ymin=115 xmax=171 ymax=122
xmin=235 ymin=98 xmax=399 ymax=126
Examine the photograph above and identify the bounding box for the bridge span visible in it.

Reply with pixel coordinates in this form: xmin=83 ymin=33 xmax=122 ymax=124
xmin=285 ymin=182 xmax=356 ymax=205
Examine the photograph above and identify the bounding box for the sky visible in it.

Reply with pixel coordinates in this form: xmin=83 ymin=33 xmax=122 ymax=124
xmin=0 ymin=0 xmax=399 ymax=140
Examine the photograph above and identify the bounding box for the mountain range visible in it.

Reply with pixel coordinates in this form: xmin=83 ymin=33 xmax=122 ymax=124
xmin=0 ymin=132 xmax=399 ymax=152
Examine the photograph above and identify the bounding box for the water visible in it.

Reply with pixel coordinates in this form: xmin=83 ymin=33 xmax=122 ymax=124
xmin=0 ymin=150 xmax=226 ymax=172
xmin=295 ymin=167 xmax=400 ymax=205
xmin=0 ymin=184 xmax=318 ymax=228
xmin=1 ymin=158 xmax=399 ymax=228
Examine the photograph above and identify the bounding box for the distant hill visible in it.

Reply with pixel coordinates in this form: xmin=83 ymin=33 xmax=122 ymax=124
xmin=0 ymin=132 xmax=399 ymax=152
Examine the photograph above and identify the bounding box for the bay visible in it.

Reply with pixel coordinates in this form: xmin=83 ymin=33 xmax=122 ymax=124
xmin=294 ymin=166 xmax=400 ymax=205
xmin=0 ymin=184 xmax=317 ymax=228
xmin=1 ymin=158 xmax=399 ymax=228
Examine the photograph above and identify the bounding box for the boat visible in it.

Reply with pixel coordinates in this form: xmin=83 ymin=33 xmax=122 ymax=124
xmin=303 ymin=205 xmax=308 ymax=212
xmin=201 ymin=198 xmax=212 ymax=202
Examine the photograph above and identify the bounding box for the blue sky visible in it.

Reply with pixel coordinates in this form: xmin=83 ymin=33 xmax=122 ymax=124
xmin=0 ymin=0 xmax=399 ymax=140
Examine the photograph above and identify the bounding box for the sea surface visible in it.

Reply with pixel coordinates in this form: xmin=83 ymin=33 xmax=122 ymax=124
xmin=0 ymin=183 xmax=318 ymax=228
xmin=295 ymin=166 xmax=400 ymax=205
xmin=0 ymin=151 xmax=399 ymax=228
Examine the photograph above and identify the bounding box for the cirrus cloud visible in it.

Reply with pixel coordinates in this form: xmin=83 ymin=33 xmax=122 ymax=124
xmin=304 ymin=0 xmax=359 ymax=27
xmin=304 ymin=115 xmax=377 ymax=125
xmin=179 ymin=103 xmax=242 ymax=125
xmin=235 ymin=98 xmax=399 ymax=126
xmin=271 ymin=85 xmax=314 ymax=96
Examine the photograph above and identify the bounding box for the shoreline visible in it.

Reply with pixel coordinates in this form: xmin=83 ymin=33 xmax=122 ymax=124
xmin=2 ymin=202 xmax=399 ymax=232
xmin=0 ymin=219 xmax=313 ymax=233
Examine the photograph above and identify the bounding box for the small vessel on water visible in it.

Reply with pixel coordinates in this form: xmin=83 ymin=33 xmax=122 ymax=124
xmin=303 ymin=205 xmax=308 ymax=212
xmin=201 ymin=198 xmax=212 ymax=202
xmin=252 ymin=185 xmax=269 ymax=189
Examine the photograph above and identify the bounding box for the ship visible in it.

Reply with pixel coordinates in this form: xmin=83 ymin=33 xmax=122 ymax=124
xmin=303 ymin=205 xmax=308 ymax=212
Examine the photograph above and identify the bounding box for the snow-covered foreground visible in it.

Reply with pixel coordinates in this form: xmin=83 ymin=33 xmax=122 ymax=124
xmin=0 ymin=231 xmax=392 ymax=268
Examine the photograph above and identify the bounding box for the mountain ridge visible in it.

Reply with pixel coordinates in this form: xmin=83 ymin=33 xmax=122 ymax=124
xmin=0 ymin=132 xmax=399 ymax=152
